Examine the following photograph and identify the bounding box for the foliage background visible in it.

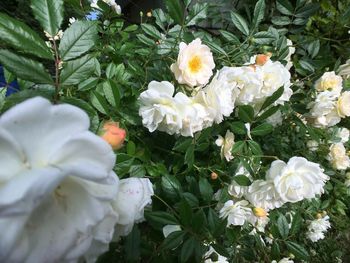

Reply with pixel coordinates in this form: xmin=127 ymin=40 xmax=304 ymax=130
xmin=0 ymin=0 xmax=350 ymax=262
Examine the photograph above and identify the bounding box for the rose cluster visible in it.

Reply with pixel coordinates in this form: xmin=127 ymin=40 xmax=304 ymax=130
xmin=138 ymin=38 xmax=292 ymax=137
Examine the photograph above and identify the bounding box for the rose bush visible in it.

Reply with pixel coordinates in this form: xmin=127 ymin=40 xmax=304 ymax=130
xmin=0 ymin=0 xmax=350 ymax=262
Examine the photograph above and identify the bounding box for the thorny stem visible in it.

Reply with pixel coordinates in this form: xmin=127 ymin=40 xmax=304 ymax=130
xmin=52 ymin=39 xmax=60 ymax=103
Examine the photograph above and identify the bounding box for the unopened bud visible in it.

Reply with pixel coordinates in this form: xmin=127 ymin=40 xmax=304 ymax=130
xmin=100 ymin=121 xmax=126 ymax=150
xmin=211 ymin=172 xmax=218 ymax=180
xmin=146 ymin=11 xmax=152 ymax=17
xmin=255 ymin=54 xmax=270 ymax=66
xmin=316 ymin=213 xmax=322 ymax=219
xmin=253 ymin=207 xmax=267 ymax=217
xmin=289 ymin=253 xmax=295 ymax=259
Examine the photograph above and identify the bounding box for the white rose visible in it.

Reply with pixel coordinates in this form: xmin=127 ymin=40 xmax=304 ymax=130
xmin=219 ymin=200 xmax=252 ymax=226
xmin=327 ymin=143 xmax=350 ymax=170
xmin=306 ymin=215 xmax=331 ymax=242
xmin=337 ymin=91 xmax=350 ymax=117
xmin=307 ymin=140 xmax=319 ymax=151
xmin=315 ymin=71 xmax=342 ymax=94
xmin=336 ymin=127 xmax=350 ymax=143
xmin=269 ymin=157 xmax=329 ymax=203
xmin=313 ymin=107 xmax=341 ymax=128
xmin=272 ymin=258 xmax=294 ymax=263
xmin=194 ymin=72 xmax=236 ymax=124
xmin=170 ymin=38 xmax=215 ymax=87
xmin=245 ymin=179 xmax=284 ymax=211
xmin=219 ymin=66 xmax=263 ymax=105
xmin=0 ymin=97 xmax=119 ymax=262
xmin=215 ymin=130 xmax=235 ymax=162
xmin=113 ymin=178 xmax=153 ymax=237
xmin=309 ymin=91 xmax=338 ymax=118
xmin=266 ymin=110 xmax=283 ymax=127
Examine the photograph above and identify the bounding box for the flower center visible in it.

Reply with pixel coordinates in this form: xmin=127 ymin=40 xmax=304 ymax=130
xmin=188 ymin=56 xmax=202 ymax=73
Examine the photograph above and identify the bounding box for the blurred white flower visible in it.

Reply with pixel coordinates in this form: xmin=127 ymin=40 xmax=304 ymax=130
xmin=171 ymin=38 xmax=215 ymax=87
xmin=315 ymin=71 xmax=342 ymax=94
xmin=162 ymin=225 xmax=181 ymax=238
xmin=327 ymin=143 xmax=350 ymax=170
xmin=338 ymin=59 xmax=350 ymax=78
xmin=204 ymin=246 xmax=229 ymax=263
xmin=337 ymin=91 xmax=350 ymax=117
xmin=113 ymin=178 xmax=153 ymax=237
xmin=103 ymin=0 xmax=122 ymax=14
xmin=219 ymin=200 xmax=252 ymax=226
xmin=307 ymin=140 xmax=319 ymax=151
xmin=245 ymin=179 xmax=284 ymax=211
xmin=272 ymin=258 xmax=294 ymax=263
xmin=266 ymin=110 xmax=283 ymax=127
xmin=336 ymin=127 xmax=350 ymax=143
xmin=306 ymin=215 xmax=331 ymax=242
xmin=344 ymin=172 xmax=350 ymax=187
xmin=215 ymin=130 xmax=235 ymax=162
xmin=285 ymin=39 xmax=295 ymax=70
xmin=228 ymin=165 xmax=251 ymax=198
xmin=0 ymin=97 xmax=119 ymax=262
xmin=269 ymin=157 xmax=329 ymax=203
xmin=247 ymin=211 xmax=270 ymax=232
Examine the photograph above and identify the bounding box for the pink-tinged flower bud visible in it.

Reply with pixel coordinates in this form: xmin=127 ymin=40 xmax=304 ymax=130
xmin=100 ymin=121 xmax=126 ymax=150
xmin=255 ymin=54 xmax=270 ymax=66
xmin=253 ymin=207 xmax=267 ymax=217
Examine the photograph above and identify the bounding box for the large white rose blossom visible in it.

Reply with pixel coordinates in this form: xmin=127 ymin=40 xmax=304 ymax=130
xmin=327 ymin=143 xmax=350 ymax=170
xmin=245 ymin=179 xmax=284 ymax=211
xmin=0 ymin=97 xmax=119 ymax=262
xmin=219 ymin=200 xmax=252 ymax=226
xmin=315 ymin=71 xmax=342 ymax=94
xmin=170 ymin=38 xmax=215 ymax=87
xmin=337 ymin=91 xmax=350 ymax=118
xmin=113 ymin=178 xmax=154 ymax=237
xmin=268 ymin=157 xmax=329 ymax=203
xmin=306 ymin=215 xmax=331 ymax=242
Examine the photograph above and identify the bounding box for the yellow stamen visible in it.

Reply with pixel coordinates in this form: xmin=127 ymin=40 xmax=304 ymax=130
xmin=188 ymin=56 xmax=202 ymax=73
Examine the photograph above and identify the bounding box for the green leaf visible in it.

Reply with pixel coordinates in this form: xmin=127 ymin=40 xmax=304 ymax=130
xmin=164 ymin=0 xmax=184 ymax=25
xmin=102 ymin=80 xmax=120 ymax=107
xmin=231 ymin=141 xmax=245 ymax=154
xmin=219 ymin=30 xmax=240 ymax=44
xmin=202 ymin=40 xmax=227 ymax=56
xmin=161 ymin=175 xmax=182 ymax=199
xmin=299 ymin=59 xmax=315 ymax=73
xmin=90 ymin=90 xmax=109 ymax=115
xmin=230 ymin=121 xmax=246 ymax=135
xmin=125 ymin=225 xmax=140 ymax=261
xmin=180 ymin=237 xmax=196 ymax=262
xmin=60 ymin=55 xmax=96 ymax=86
xmin=173 ymin=138 xmax=192 ymax=152
xmin=271 ymin=242 xmax=280 ymax=259
xmin=145 ymin=211 xmax=179 ymax=226
xmin=250 ymin=123 xmax=273 ymax=136
xmin=285 ymin=241 xmax=309 ymax=260
xmin=0 ymin=49 xmax=53 ymax=84
xmin=31 ymin=0 xmax=63 ymax=36
xmin=141 ymin=24 xmax=162 ymax=39
xmin=129 ymin=165 xmax=146 ymax=178
xmin=233 ymin=175 xmax=251 ymax=186
xmin=161 ymin=231 xmax=185 ymax=250
xmin=105 ymin=62 xmax=117 ymax=79
xmin=78 ymin=77 xmax=99 ymax=91
xmin=59 ymin=21 xmax=98 ymax=61
xmin=238 ymin=105 xmax=254 ymax=122
xmin=179 ymin=198 xmax=193 ymax=226
xmin=115 ymin=153 xmax=134 ymax=176
xmin=277 ymin=214 xmax=289 ymax=239
xmin=186 ymin=3 xmax=208 ymax=26
xmin=271 ymin=16 xmax=291 ymax=26
xmin=256 ymin=106 xmax=280 ymax=122
xmin=247 ymin=140 xmax=263 ymax=155
xmin=127 ymin=141 xmax=136 ymax=155
xmin=199 ymin=177 xmax=213 ymax=202
xmin=252 ymin=0 xmax=265 ymax=28
xmin=253 ymin=31 xmax=275 ymax=44
xmin=230 ymin=11 xmax=250 ymax=36
xmin=185 ymin=144 xmax=194 ymax=168
xmin=0 ymin=13 xmax=52 ymax=59
xmin=276 ymin=0 xmax=294 ymax=16
xmin=290 ymin=212 xmax=302 ymax=235
xmin=307 ymin=40 xmax=320 ymax=59
xmin=260 ymin=86 xmax=284 ymax=110
xmin=295 ymin=3 xmax=319 ymax=18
